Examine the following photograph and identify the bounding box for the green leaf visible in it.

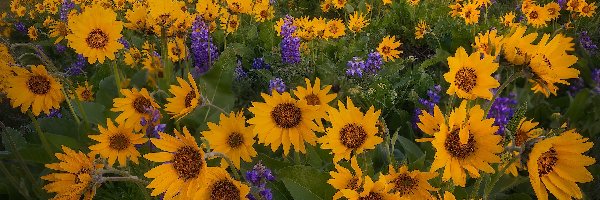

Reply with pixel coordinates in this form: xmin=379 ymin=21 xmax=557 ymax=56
xmin=73 ymin=102 xmax=106 ymax=125
xmin=37 ymin=117 xmax=81 ymax=139
xmin=95 ymin=75 xmax=119 ymax=108
xmin=130 ymin=69 xmax=148 ymax=88
xmin=396 ymin=136 xmax=424 ymax=163
xmin=277 ymin=165 xmax=335 ymax=200
xmin=45 ymin=133 xmax=82 ymax=150
xmin=18 ymin=145 xmax=51 ymax=163
xmin=1 ymin=127 xmax=27 ymax=152
xmin=419 ymin=48 xmax=450 ymax=70
xmin=565 ymin=89 xmax=590 ymax=122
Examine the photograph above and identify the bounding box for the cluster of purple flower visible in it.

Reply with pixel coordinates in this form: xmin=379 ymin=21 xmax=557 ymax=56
xmin=579 ymin=31 xmax=598 ymax=54
xmin=46 ymin=109 xmax=62 ymax=118
xmin=592 ymin=69 xmax=600 ymax=94
xmin=252 ymin=57 xmax=271 ymax=70
xmin=412 ymin=85 xmax=442 ymax=130
xmin=65 ymin=54 xmax=86 ymax=76
xmin=269 ymin=77 xmax=286 ymax=94
xmin=118 ymin=37 xmax=130 ymax=49
xmin=55 ymin=44 xmax=67 ymax=54
xmin=346 ymin=52 xmax=384 ymax=77
xmin=235 ymin=59 xmax=247 ymax=80
xmin=487 ymin=93 xmax=517 ymax=135
xmin=60 ymin=0 xmax=75 ymax=22
xmin=140 ymin=107 xmax=165 ymax=149
xmin=246 ymin=162 xmax=276 ymax=200
xmin=14 ymin=22 xmax=26 ymax=34
xmin=567 ymin=78 xmax=585 ymax=96
xmin=280 ymin=15 xmax=301 ymax=64
xmin=190 ymin=17 xmax=219 ymax=77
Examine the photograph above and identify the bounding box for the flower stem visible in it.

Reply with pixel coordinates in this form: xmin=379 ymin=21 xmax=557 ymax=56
xmin=60 ymin=87 xmax=81 ymax=125
xmin=112 ymin=60 xmax=122 ymax=97
xmin=205 ymin=151 xmax=242 ymax=181
xmin=482 ymin=157 xmax=518 ymax=199
xmin=27 ymin=111 xmax=53 ymax=155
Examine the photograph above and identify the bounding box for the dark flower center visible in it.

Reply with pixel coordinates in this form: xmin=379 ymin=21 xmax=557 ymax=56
xmin=86 ymin=29 xmax=109 ymax=49
xmin=81 ymin=89 xmax=92 ymax=101
xmin=393 ymin=174 xmax=418 ymax=196
xmin=514 ymin=129 xmax=529 ymax=147
xmin=304 ymin=94 xmax=321 ymax=105
xmin=27 ymin=75 xmax=51 ymax=95
xmin=529 ymin=11 xmax=538 ymax=20
xmin=537 ymin=147 xmax=558 ymax=177
xmin=271 ymin=103 xmax=302 ymax=128
xmin=184 ymin=90 xmax=197 ymax=108
xmin=109 ymin=133 xmax=130 ymax=151
xmin=444 ymin=129 xmax=476 ymax=159
xmin=340 ymin=123 xmax=367 ymax=149
xmin=382 ymin=46 xmax=391 ymax=54
xmin=347 ymin=176 xmax=360 ymax=190
xmin=454 ymin=67 xmax=478 ymax=93
xmin=359 ymin=192 xmax=383 ymax=200
xmin=133 ymin=96 xmax=152 ymax=114
xmin=210 ymin=179 xmax=240 ymax=200
xmin=173 ymin=146 xmax=204 ymax=180
xmin=227 ymin=132 xmax=244 ymax=148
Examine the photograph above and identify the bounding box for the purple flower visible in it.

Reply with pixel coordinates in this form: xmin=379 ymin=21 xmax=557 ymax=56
xmin=592 ymin=69 xmax=600 ymax=94
xmin=365 ymin=52 xmax=383 ymax=74
xmin=46 ymin=109 xmax=62 ymax=118
xmin=412 ymin=85 xmax=442 ymax=130
xmin=269 ymin=78 xmax=286 ymax=94
xmin=235 ymin=59 xmax=247 ymax=80
xmin=259 ymin=188 xmax=273 ymax=200
xmin=487 ymin=93 xmax=517 ymax=135
xmin=245 ymin=162 xmax=276 ymax=200
xmin=346 ymin=57 xmax=365 ymax=77
xmin=60 ymin=0 xmax=75 ymax=22
xmin=557 ymin=0 xmax=567 ymax=8
xmin=280 ymin=15 xmax=301 ymax=64
xmin=65 ymin=54 xmax=86 ymax=76
xmin=55 ymin=44 xmax=67 ymax=54
xmin=580 ymin=31 xmax=598 ymax=54
xmin=191 ymin=17 xmax=219 ymax=77
xmin=15 ymin=22 xmax=26 ymax=33
xmin=567 ymin=78 xmax=585 ymax=96
xmin=139 ymin=107 xmax=164 ymax=149
xmin=252 ymin=57 xmax=271 ymax=69
xmin=118 ymin=37 xmax=130 ymax=49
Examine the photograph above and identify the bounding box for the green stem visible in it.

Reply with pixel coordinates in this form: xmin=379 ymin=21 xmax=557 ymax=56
xmin=0 ymin=161 xmax=33 ymax=200
xmin=485 ymin=71 xmax=524 ymax=115
xmin=205 ymin=152 xmax=242 ymax=181
xmin=483 ymin=157 xmax=518 ymax=199
xmin=205 ymin=102 xmax=227 ymax=114
xmin=73 ymin=96 xmax=91 ymax=132
xmin=112 ymin=60 xmax=122 ymax=97
xmin=27 ymin=111 xmax=53 ymax=156
xmin=60 ymin=87 xmax=81 ymax=125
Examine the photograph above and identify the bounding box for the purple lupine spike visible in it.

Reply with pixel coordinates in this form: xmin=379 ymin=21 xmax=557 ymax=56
xmin=592 ymin=69 xmax=600 ymax=94
xmin=55 ymin=44 xmax=67 ymax=54
xmin=280 ymin=15 xmax=301 ymax=64
xmin=412 ymin=85 xmax=442 ymax=131
xmin=487 ymin=93 xmax=517 ymax=135
xmin=60 ymin=0 xmax=75 ymax=22
xmin=15 ymin=22 xmax=26 ymax=34
xmin=567 ymin=78 xmax=585 ymax=96
xmin=118 ymin=37 xmax=130 ymax=49
xmin=252 ymin=57 xmax=271 ymax=69
xmin=346 ymin=57 xmax=365 ymax=77
xmin=365 ymin=52 xmax=383 ymax=74
xmin=268 ymin=78 xmax=286 ymax=94
xmin=580 ymin=31 xmax=598 ymax=54
xmin=245 ymin=162 xmax=276 ymax=200
xmin=191 ymin=17 xmax=219 ymax=77
xmin=65 ymin=54 xmax=87 ymax=76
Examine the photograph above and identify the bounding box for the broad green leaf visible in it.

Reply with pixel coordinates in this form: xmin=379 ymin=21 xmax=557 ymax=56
xmin=95 ymin=75 xmax=119 ymax=108
xmin=396 ymin=136 xmax=424 ymax=162
xmin=73 ymin=102 xmax=106 ymax=125
xmin=277 ymin=165 xmax=335 ymax=200
xmin=45 ymin=133 xmax=82 ymax=150
xmin=1 ymin=127 xmax=27 ymax=152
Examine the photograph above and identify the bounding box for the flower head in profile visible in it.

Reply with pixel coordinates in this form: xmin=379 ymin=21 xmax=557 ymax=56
xmin=66 ymin=5 xmax=124 ymax=64
xmin=377 ymin=36 xmax=402 ymax=61
xmin=444 ymin=47 xmax=500 ymax=100
xmin=165 ymin=73 xmax=202 ymax=120
xmin=341 ymin=176 xmax=396 ymax=200
xmin=328 ymin=156 xmax=363 ymax=200
xmin=527 ymin=130 xmax=595 ymax=200
xmin=473 ymin=29 xmax=504 ymax=58
xmin=42 ymin=146 xmax=103 ymax=200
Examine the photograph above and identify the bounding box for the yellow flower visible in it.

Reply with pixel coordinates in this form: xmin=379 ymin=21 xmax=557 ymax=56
xmin=449 ymin=3 xmax=463 ymax=17
xmin=476 ymin=0 xmax=491 ymax=7
xmin=195 ymin=167 xmax=251 ymax=200
xmin=27 ymin=26 xmax=38 ymax=40
xmin=443 ymin=191 xmax=457 ymax=200
xmin=504 ymin=118 xmax=542 ymax=176
xmin=527 ymin=130 xmax=595 ymax=200
xmin=430 ymin=101 xmax=503 ymax=187
xmin=75 ymin=81 xmax=94 ymax=102
xmin=111 ymin=88 xmax=160 ymax=132
xmin=377 ymin=36 xmax=402 ymax=61
xmin=202 ymin=111 xmax=257 ymax=169
xmin=473 ymin=29 xmax=503 ymax=58
xmin=165 ymin=73 xmax=201 ymax=119
xmin=6 ymin=65 xmax=64 ymax=116
xmin=125 ymin=3 xmax=150 ymax=32
xmin=0 ymin=45 xmax=17 ymax=93
xmin=408 ymin=0 xmax=421 ymax=6
xmin=66 ymin=5 xmax=123 ymax=64
xmin=545 ymin=2 xmax=561 ymax=20
xmin=319 ymin=98 xmax=382 ymax=162
xmin=328 ymin=156 xmax=363 ymax=200
xmin=526 ymin=5 xmax=550 ymax=28
xmin=292 ymin=78 xmax=337 ymax=129
xmin=579 ymin=1 xmax=597 ymax=17
xmin=124 ymin=47 xmax=143 ymax=67
xmin=521 ymin=0 xmax=536 ymax=13
xmin=566 ymin=0 xmax=583 ymax=12
xmin=49 ymin=21 xmax=68 ymax=44
xmin=41 ymin=146 xmax=103 ymax=200
xmin=461 ymin=2 xmax=480 ymax=25
xmin=321 ymin=0 xmax=333 ymax=12
xmin=144 ymin=127 xmax=214 ymax=199
xmin=253 ymin=5 xmax=274 ymax=22
xmin=227 ymin=0 xmax=252 ymax=14
xmin=324 ymin=19 xmax=346 ymax=39
xmin=528 ymin=33 xmax=579 ymax=97
xmin=500 ymin=12 xmax=517 ymax=27
xmin=220 ymin=12 xmax=240 ymax=34
xmin=332 ymin=0 xmax=347 ymax=9
xmin=88 ymin=119 xmax=148 ymax=167
xmin=382 ymin=0 xmax=392 ymax=5
xmin=347 ymin=12 xmax=370 ymax=33
xmin=147 ymin=0 xmax=183 ymax=27
xmin=197 ymin=0 xmax=221 ymax=21
xmin=167 ymin=38 xmax=187 ymax=62
xmin=444 ymin=47 xmax=499 ymax=100
xmin=502 ymin=26 xmax=538 ymax=65
xmin=381 ymin=165 xmax=438 ymax=199
xmin=341 ymin=176 xmax=397 ymax=200
xmin=416 ymin=105 xmax=444 ymax=142
xmin=247 ymin=91 xmax=320 ymax=155
xmin=415 ymin=20 xmax=429 ymax=39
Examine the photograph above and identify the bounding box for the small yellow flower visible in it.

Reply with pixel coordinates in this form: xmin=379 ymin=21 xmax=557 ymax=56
xmin=347 ymin=12 xmax=370 ymax=33
xmin=167 ymin=38 xmax=187 ymax=62
xmin=444 ymin=47 xmax=500 ymax=100
xmin=461 ymin=2 xmax=480 ymax=25
xmin=332 ymin=0 xmax=347 ymax=9
xmin=526 ymin=5 xmax=550 ymax=28
xmin=579 ymin=1 xmax=597 ymax=17
xmin=88 ymin=119 xmax=148 ymax=167
xmin=377 ymin=36 xmax=402 ymax=61
xmin=415 ymin=20 xmax=429 ymax=39
xmin=545 ymin=2 xmax=561 ymax=20
xmin=324 ymin=19 xmax=346 ymax=39
xmin=27 ymin=26 xmax=38 ymax=40
xmin=75 ymin=81 xmax=94 ymax=102
xmin=501 ymin=12 xmax=517 ymax=27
